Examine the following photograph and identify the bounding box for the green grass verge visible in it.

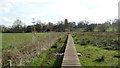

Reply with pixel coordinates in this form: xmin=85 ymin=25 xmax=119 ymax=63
xmin=72 ymin=32 xmax=119 ymax=66
xmin=75 ymin=44 xmax=119 ymax=66
xmin=27 ymin=35 xmax=67 ymax=67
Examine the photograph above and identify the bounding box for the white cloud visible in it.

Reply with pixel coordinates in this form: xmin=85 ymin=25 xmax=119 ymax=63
xmin=1 ymin=17 xmax=14 ymax=23
xmin=0 ymin=0 xmax=119 ymax=26
xmin=0 ymin=17 xmax=14 ymax=26
xmin=0 ymin=0 xmax=15 ymax=14
xmin=42 ymin=0 xmax=119 ymax=23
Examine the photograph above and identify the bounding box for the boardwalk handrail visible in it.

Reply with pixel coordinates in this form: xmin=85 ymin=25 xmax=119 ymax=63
xmin=61 ymin=34 xmax=81 ymax=68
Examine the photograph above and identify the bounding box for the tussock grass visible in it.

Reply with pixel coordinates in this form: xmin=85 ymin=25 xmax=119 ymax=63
xmin=75 ymin=44 xmax=118 ymax=66
xmin=73 ymin=32 xmax=119 ymax=66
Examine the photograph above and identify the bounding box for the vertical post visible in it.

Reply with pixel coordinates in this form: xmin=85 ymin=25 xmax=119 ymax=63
xmin=32 ymin=18 xmax=35 ymax=32
xmin=32 ymin=18 xmax=36 ymax=42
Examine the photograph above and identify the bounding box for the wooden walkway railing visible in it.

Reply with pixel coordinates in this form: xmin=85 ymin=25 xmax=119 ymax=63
xmin=61 ymin=34 xmax=81 ymax=68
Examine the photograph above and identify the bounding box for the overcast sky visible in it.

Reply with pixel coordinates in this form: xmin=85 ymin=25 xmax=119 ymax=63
xmin=0 ymin=0 xmax=119 ymax=26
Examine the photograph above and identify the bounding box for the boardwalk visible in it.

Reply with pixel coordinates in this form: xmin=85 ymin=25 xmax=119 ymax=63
xmin=61 ymin=34 xmax=81 ymax=68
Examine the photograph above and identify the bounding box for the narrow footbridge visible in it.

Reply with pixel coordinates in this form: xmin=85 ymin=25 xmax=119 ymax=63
xmin=61 ymin=34 xmax=81 ymax=68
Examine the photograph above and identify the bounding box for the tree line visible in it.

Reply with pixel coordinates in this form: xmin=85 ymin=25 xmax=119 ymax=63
xmin=0 ymin=19 xmax=120 ymax=33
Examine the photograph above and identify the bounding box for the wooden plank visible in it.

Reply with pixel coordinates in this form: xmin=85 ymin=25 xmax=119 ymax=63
xmin=61 ymin=34 xmax=81 ymax=68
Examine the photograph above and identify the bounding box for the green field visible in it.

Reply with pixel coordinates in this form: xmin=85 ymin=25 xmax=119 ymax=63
xmin=3 ymin=33 xmax=44 ymax=51
xmin=2 ymin=32 xmax=66 ymax=66
xmin=2 ymin=32 xmax=120 ymax=67
xmin=2 ymin=33 xmax=65 ymax=51
xmin=72 ymin=32 xmax=120 ymax=66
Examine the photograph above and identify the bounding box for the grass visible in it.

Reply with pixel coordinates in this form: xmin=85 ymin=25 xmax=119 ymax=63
xmin=2 ymin=32 xmax=64 ymax=52
xmin=72 ymin=32 xmax=119 ymax=66
xmin=2 ymin=32 xmax=66 ymax=66
xmin=75 ymin=44 xmax=119 ymax=66
xmin=28 ymin=35 xmax=67 ymax=67
xmin=2 ymin=33 xmax=47 ymax=51
xmin=27 ymin=50 xmax=49 ymax=66
xmin=40 ymin=35 xmax=67 ymax=67
xmin=94 ymin=27 xmax=117 ymax=32
xmin=73 ymin=33 xmax=119 ymax=50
